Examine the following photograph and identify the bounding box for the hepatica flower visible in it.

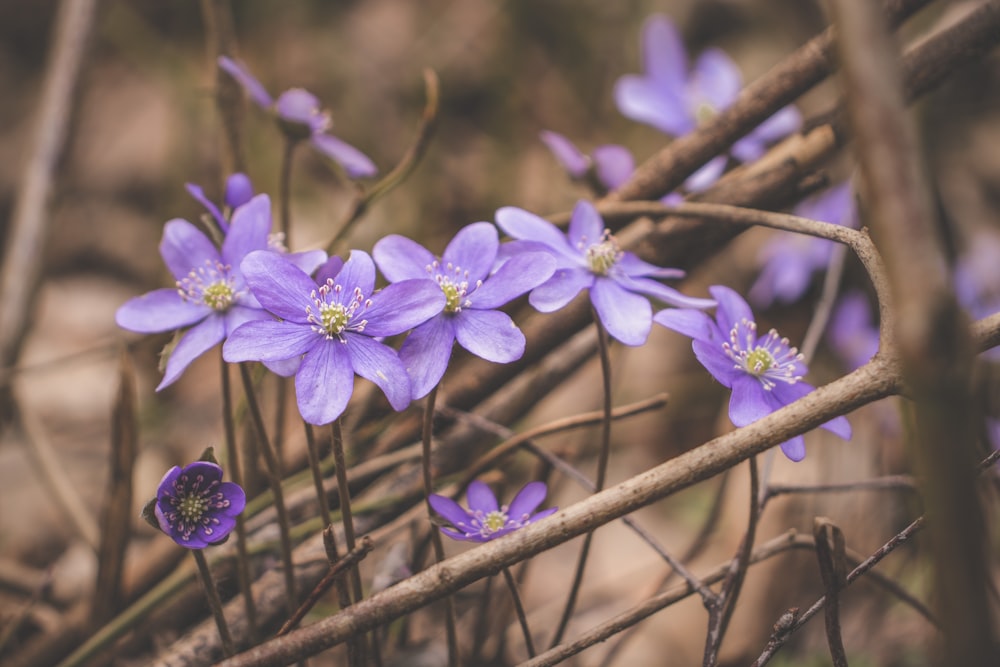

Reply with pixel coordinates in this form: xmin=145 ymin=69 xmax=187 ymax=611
xmin=373 ymin=222 xmax=556 ymax=399
xmin=828 ymin=291 xmax=880 ymax=371
xmin=655 ymin=285 xmax=851 ymax=461
xmin=218 ymin=56 xmax=377 ymax=179
xmin=154 ymin=461 xmax=246 ymax=549
xmin=223 ymin=250 xmax=445 ymax=425
xmin=749 ymin=183 xmax=856 ymax=308
xmin=614 ymin=14 xmax=800 ymax=191
xmin=496 ymin=200 xmax=715 ymax=346
xmin=540 ymin=130 xmax=635 ymax=194
xmin=429 ymin=480 xmax=556 ymax=543
xmin=185 ymin=172 xmax=254 ymax=234
xmin=115 ymin=194 xmax=324 ymax=390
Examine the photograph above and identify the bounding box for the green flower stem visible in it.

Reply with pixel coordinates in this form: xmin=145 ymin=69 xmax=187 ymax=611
xmin=192 ymin=548 xmax=236 ymax=657
xmin=238 ymin=362 xmax=297 ymax=616
xmin=503 ymin=566 xmax=536 ymax=658
xmin=422 ymin=385 xmax=460 ymax=667
xmin=219 ymin=352 xmax=258 ymax=642
xmin=550 ymin=307 xmax=613 ymax=648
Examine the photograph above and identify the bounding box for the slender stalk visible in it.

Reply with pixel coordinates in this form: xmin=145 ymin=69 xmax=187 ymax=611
xmin=238 ymin=362 xmax=297 ymax=616
xmin=279 ymin=137 xmax=297 ymax=246
xmin=422 ymin=386 xmax=460 ymax=667
xmin=549 ymin=310 xmax=613 ymax=647
xmin=303 ymin=421 xmax=332 ymax=528
xmin=192 ymin=549 xmax=235 ymax=657
xmin=220 ymin=353 xmax=258 ymax=641
xmin=330 ymin=420 xmax=363 ymax=604
xmin=503 ymin=566 xmax=536 ymax=658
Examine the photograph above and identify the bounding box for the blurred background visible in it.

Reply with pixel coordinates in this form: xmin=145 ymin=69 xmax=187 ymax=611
xmin=1 ymin=0 xmax=998 ymax=665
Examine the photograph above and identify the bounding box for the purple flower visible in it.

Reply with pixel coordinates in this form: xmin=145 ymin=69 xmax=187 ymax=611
xmin=218 ymin=56 xmax=377 ymax=179
xmin=828 ymin=291 xmax=879 ymax=371
xmin=222 ymin=250 xmax=446 ymax=425
xmin=613 ymin=14 xmax=800 ymax=191
xmin=154 ymin=461 xmax=246 ymax=549
xmin=373 ymin=223 xmax=556 ymax=399
xmin=654 ymin=285 xmax=851 ymax=461
xmin=429 ymin=480 xmax=557 ymax=543
xmin=540 ymin=130 xmax=635 ymax=193
xmin=185 ymin=172 xmax=255 ymax=234
xmin=116 ymin=194 xmax=326 ymax=390
xmin=495 ymin=200 xmax=715 ymax=346
xmin=749 ymin=182 xmax=856 ymax=308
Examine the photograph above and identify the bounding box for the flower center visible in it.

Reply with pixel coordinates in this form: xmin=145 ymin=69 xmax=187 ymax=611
xmin=695 ymin=101 xmax=717 ymax=126
xmin=177 ymin=260 xmax=236 ymax=311
xmin=476 ymin=509 xmax=511 ymax=537
xmin=306 ymin=279 xmax=370 ymax=340
xmin=178 ymin=494 xmax=208 ymax=522
xmin=584 ymin=230 xmax=622 ymax=276
xmin=429 ymin=261 xmax=480 ymax=314
xmin=723 ymin=318 xmax=804 ymax=390
xmin=162 ymin=472 xmax=232 ymax=542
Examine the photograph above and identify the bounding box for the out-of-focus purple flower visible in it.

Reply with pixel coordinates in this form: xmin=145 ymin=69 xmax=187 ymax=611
xmin=655 ymin=285 xmax=851 ymax=461
xmin=828 ymin=291 xmax=879 ymax=371
xmin=495 ymin=200 xmax=714 ymax=346
xmin=116 ymin=194 xmax=327 ymax=390
xmin=749 ymin=183 xmax=856 ymax=308
xmin=218 ymin=56 xmax=377 ymax=179
xmin=373 ymin=223 xmax=556 ymax=399
xmin=223 ymin=250 xmax=445 ymax=425
xmin=955 ymin=232 xmax=1000 ymax=360
xmin=614 ymin=14 xmax=800 ymax=192
xmin=429 ymin=480 xmax=557 ymax=543
xmin=540 ymin=130 xmax=635 ymax=193
xmin=185 ymin=173 xmax=255 ymax=234
xmin=154 ymin=461 xmax=246 ymax=549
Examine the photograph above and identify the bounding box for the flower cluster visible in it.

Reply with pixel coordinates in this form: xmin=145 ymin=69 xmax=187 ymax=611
xmin=153 ymin=461 xmax=246 ymax=549
xmin=655 ymin=285 xmax=851 ymax=461
xmin=429 ymin=481 xmax=556 ymax=543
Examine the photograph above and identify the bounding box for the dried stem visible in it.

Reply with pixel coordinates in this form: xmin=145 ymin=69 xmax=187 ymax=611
xmin=192 ymin=549 xmax=236 ymax=657
xmin=813 ymin=518 xmax=849 ymax=667
xmin=502 ymin=566 xmax=536 ymax=659
xmin=330 ymin=420 xmax=364 ymax=608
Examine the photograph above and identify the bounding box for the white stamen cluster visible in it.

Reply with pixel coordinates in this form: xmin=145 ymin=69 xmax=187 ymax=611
xmin=177 ymin=259 xmax=236 ymax=311
xmin=582 ymin=229 xmax=622 ymax=276
xmin=722 ymin=318 xmax=804 ymax=390
xmin=428 ymin=260 xmax=480 ymax=313
xmin=305 ymin=279 xmax=370 ymax=340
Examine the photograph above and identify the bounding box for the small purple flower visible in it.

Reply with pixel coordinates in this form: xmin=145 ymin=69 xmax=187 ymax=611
xmin=495 ymin=200 xmax=715 ymax=346
xmin=218 ymin=56 xmax=377 ymax=179
xmin=828 ymin=291 xmax=880 ymax=371
xmin=115 ymin=194 xmax=327 ymax=390
xmin=185 ymin=172 xmax=255 ymax=234
xmin=540 ymin=130 xmax=635 ymax=193
xmin=614 ymin=14 xmax=800 ymax=191
xmin=654 ymin=285 xmax=851 ymax=461
xmin=373 ymin=222 xmax=556 ymax=399
xmin=154 ymin=461 xmax=246 ymax=549
xmin=749 ymin=183 xmax=856 ymax=308
xmin=223 ymin=250 xmax=446 ymax=425
xmin=429 ymin=480 xmax=557 ymax=543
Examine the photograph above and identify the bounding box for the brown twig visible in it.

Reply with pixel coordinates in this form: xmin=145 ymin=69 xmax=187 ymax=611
xmin=813 ymin=518 xmax=849 ymax=667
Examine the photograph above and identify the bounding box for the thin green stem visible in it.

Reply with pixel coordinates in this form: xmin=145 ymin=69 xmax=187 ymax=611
xmin=422 ymin=385 xmax=460 ymax=667
xmin=238 ymin=362 xmax=297 ymax=616
xmin=219 ymin=353 xmax=257 ymax=642
xmin=549 ymin=310 xmax=613 ymax=648
xmin=192 ymin=549 xmax=235 ymax=657
xmin=503 ymin=566 xmax=536 ymax=658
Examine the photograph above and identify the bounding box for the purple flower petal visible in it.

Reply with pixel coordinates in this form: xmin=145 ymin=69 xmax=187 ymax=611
xmin=218 ymin=56 xmax=274 ymax=108
xmin=529 ymin=267 xmax=594 ymax=312
xmin=223 ymin=304 xmax=273 ymax=336
xmin=240 ymin=251 xmax=317 ymax=322
xmin=442 ymin=222 xmax=497 ymax=284
xmin=592 ymin=145 xmax=635 ymax=190
xmin=332 ymin=250 xmax=377 ymax=301
xmin=568 ymin=200 xmax=605 ymax=250
xmin=617 ymin=253 xmax=685 ymax=280
xmin=728 ymin=374 xmax=772 ymax=427
xmin=428 ymin=494 xmax=473 ymax=530
xmin=158 ymin=315 xmax=226 ymax=390
xmin=116 ymin=289 xmax=209 ymax=334
xmin=523 ymin=506 xmax=558 ymax=525
xmin=591 ymin=278 xmax=652 ymax=346
xmin=653 ymin=308 xmax=716 ymax=341
xmin=362 ymin=279 xmax=446 ymax=337
xmin=287 ymin=249 xmax=330 ymax=276
xmin=295 ymin=339 xmax=354 ymax=425
xmin=614 ymin=75 xmax=693 ymax=136
xmin=373 ymin=235 xmax=436 ymax=282
xmin=185 ymin=183 xmax=226 ymax=230
xmin=225 ymin=173 xmax=254 ymax=209
xmin=223 ymin=319 xmax=318 ymax=363
xmin=495 ymin=207 xmax=579 ymax=264
xmin=693 ymin=338 xmax=740 ymax=387
xmin=453 ymin=309 xmax=525 ymax=363
xmin=780 ymin=436 xmax=806 ymax=462
xmin=710 ymin=285 xmax=754 ymax=332
xmin=310 ymin=134 xmax=378 ymax=178
xmin=683 ymin=155 xmax=728 ymax=193
xmin=466 ymin=480 xmax=499 ymax=513
xmin=641 ymin=15 xmax=688 ymax=92
xmin=399 ymin=315 xmax=456 ymax=399
xmin=690 ymin=48 xmax=741 ymax=111
xmin=540 ymin=130 xmax=589 ymax=178
xmin=507 ymin=481 xmax=547 ymax=519
xmin=221 ymin=194 xmax=271 ymax=268
xmin=471 ymin=251 xmax=556 ymax=309
xmin=344 ymin=334 xmax=411 ymax=411
xmin=623 ymin=276 xmax=717 ymax=309
xmin=160 ymin=219 xmax=220 ymax=281
xmin=275 ymin=88 xmax=325 ymax=129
